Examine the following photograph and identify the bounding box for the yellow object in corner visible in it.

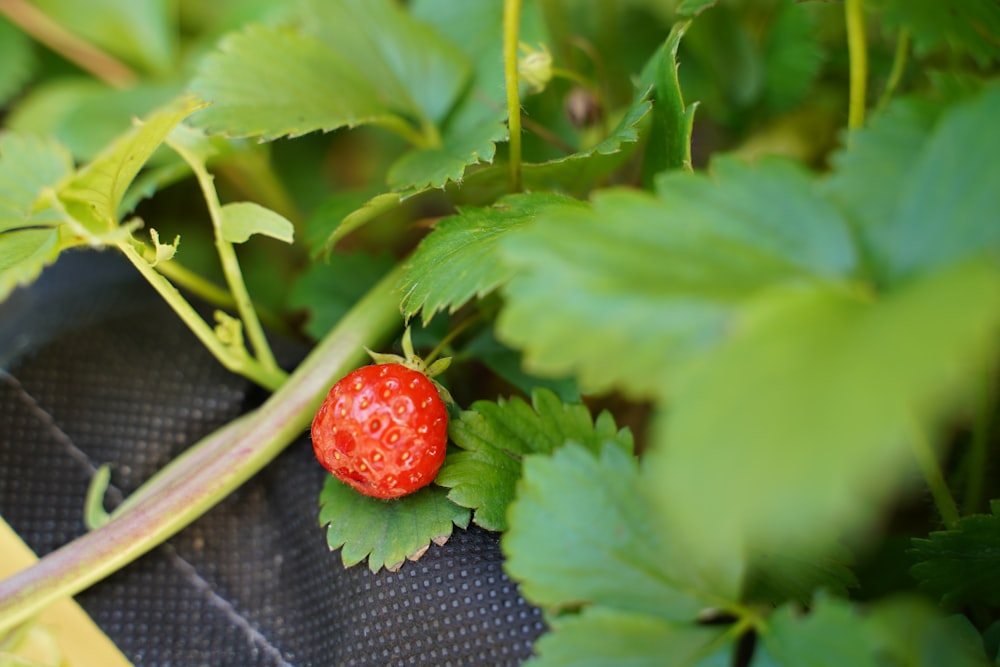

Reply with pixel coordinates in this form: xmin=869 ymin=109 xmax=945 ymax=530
xmin=0 ymin=516 xmax=134 ymax=667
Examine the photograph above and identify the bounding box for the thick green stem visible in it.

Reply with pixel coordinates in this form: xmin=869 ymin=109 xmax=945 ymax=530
xmin=845 ymin=0 xmax=868 ymax=130
xmin=0 ymin=264 xmax=405 ymax=633
xmin=170 ymin=141 xmax=282 ymax=377
xmin=503 ymin=0 xmax=524 ymax=192
xmin=118 ymin=242 xmax=286 ymax=391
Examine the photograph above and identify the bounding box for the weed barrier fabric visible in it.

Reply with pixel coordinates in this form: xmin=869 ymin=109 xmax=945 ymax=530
xmin=0 ymin=251 xmax=544 ymax=666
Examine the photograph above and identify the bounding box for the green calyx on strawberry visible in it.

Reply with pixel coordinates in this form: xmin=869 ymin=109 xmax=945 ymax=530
xmin=311 ymin=329 xmax=453 ymax=499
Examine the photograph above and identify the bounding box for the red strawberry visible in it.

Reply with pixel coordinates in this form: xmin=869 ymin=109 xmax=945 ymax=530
xmin=311 ymin=333 xmax=451 ymax=499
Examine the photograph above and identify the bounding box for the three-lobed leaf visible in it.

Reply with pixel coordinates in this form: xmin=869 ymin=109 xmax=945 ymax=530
xmin=318 ymin=476 xmax=470 ymax=573
xmin=496 ymin=157 xmax=857 ymax=397
xmin=437 ymin=388 xmax=632 ymax=531
xmin=191 ymin=0 xmax=470 ymax=147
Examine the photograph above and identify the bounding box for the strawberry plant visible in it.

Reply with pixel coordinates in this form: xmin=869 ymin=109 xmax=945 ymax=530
xmin=1 ymin=0 xmax=1000 ymax=664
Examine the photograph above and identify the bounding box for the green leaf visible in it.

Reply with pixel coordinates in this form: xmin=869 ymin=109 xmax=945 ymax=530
xmin=873 ymin=0 xmax=1000 ymax=65
xmin=385 ymin=117 xmax=507 ymax=191
xmin=871 ymin=82 xmax=1000 ymax=282
xmin=302 ymin=0 xmax=471 ymax=127
xmin=399 ymin=193 xmax=584 ymax=324
xmin=191 ymin=0 xmax=470 ymax=143
xmin=190 ymin=24 xmax=398 ymax=140
xmin=32 ymin=0 xmax=176 ymax=74
xmin=753 ymin=596 xmax=883 ymax=667
xmin=910 ymin=500 xmax=1000 ymax=610
xmin=0 ymin=17 xmax=36 ymax=107
xmin=6 ymin=79 xmax=181 ymax=161
xmin=146 ymin=228 xmax=179 ymax=266
xmin=461 ymin=329 xmax=580 ymax=403
xmin=57 ymin=96 xmax=205 ymax=235
xmin=287 ymin=251 xmax=396 ymax=339
xmin=823 ymin=96 xmax=941 ymax=265
xmin=401 ymin=0 xmax=548 ymax=192
xmin=527 ymin=608 xmax=732 ymax=667
xmin=522 ymin=96 xmax=653 ymax=194
xmin=0 ymin=134 xmax=74 ymax=224
xmin=497 ymin=157 xmax=857 ymax=397
xmin=0 ymin=133 xmax=74 ymax=301
xmin=459 ymin=93 xmax=654 ymax=201
xmin=318 ymin=476 xmax=470 ymax=573
xmin=0 ymin=228 xmax=61 ymax=302
xmin=865 ymin=596 xmax=993 ymax=667
xmin=760 ymin=1 xmax=825 ymax=114
xmin=676 ymin=0 xmax=718 ymax=18
xmin=410 ymin=0 xmax=547 ymax=108
xmin=503 ymin=444 xmax=719 ymax=620
xmin=642 ymin=21 xmax=696 ymax=184
xmin=754 ymin=595 xmax=992 ymax=667
xmin=743 ymin=547 xmax=857 ymax=606
xmin=219 ymin=202 xmax=294 ymax=244
xmin=644 ymin=260 xmax=1000 ymax=595
xmin=437 ymin=389 xmax=632 ymax=531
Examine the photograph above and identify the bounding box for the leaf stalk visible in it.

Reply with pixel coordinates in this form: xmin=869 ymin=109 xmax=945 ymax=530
xmin=170 ymin=139 xmax=283 ymax=378
xmin=844 ymin=0 xmax=868 ymax=130
xmin=503 ymin=0 xmax=524 ymax=192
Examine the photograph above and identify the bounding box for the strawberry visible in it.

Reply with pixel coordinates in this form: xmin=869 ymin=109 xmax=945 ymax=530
xmin=311 ymin=331 xmax=451 ymax=499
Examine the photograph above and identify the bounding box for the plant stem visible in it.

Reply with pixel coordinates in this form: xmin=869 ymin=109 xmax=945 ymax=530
xmin=170 ymin=140 xmax=282 ymax=377
xmin=876 ymin=28 xmax=910 ymax=112
xmin=0 ymin=264 xmax=405 ymax=635
xmin=424 ymin=313 xmax=484 ymax=367
xmin=910 ymin=425 xmax=960 ymax=529
xmin=844 ymin=0 xmax=868 ymax=130
xmin=117 ymin=242 xmax=287 ymax=391
xmin=503 ymin=0 xmax=524 ymax=192
xmin=963 ymin=370 xmax=995 ymax=515
xmin=0 ymin=0 xmax=137 ymax=89
xmin=156 ymin=259 xmax=294 ymax=338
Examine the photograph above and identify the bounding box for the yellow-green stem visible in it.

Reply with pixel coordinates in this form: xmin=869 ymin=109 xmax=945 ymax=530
xmin=503 ymin=0 xmax=524 ymax=192
xmin=170 ymin=141 xmax=282 ymax=377
xmin=877 ymin=28 xmax=910 ymax=112
xmin=845 ymin=0 xmax=868 ymax=130
xmin=118 ymin=242 xmax=286 ymax=390
xmin=910 ymin=426 xmax=960 ymax=529
xmin=157 ymin=259 xmax=294 ymax=337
